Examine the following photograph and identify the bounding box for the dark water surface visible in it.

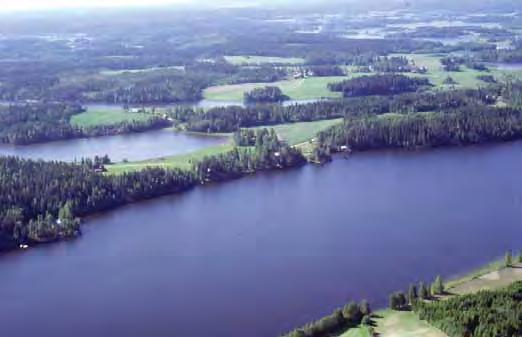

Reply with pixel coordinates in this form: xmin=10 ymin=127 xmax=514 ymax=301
xmin=1 ymin=142 xmax=522 ymax=337
xmin=0 ymin=128 xmax=226 ymax=162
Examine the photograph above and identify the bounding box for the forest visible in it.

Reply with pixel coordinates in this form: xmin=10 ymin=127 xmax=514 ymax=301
xmin=0 ymin=128 xmax=304 ymax=251
xmin=327 ymin=75 xmax=432 ymax=97
xmin=244 ymin=86 xmax=289 ymax=104
xmin=0 ymin=102 xmax=170 ymax=144
xmin=0 ymin=157 xmax=195 ymax=250
xmin=281 ymin=300 xmax=371 ymax=337
xmin=168 ymin=86 xmax=499 ymax=133
xmin=414 ymin=281 xmax=522 ymax=337
xmin=315 ymin=106 xmax=522 ymax=159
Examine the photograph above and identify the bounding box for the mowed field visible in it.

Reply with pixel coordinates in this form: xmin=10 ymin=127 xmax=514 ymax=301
xmin=224 ymin=55 xmax=305 ymax=65
xmin=203 ymin=76 xmax=348 ymax=101
xmin=70 ymin=110 xmax=153 ymax=128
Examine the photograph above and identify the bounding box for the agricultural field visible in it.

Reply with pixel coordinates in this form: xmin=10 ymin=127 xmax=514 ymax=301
xmin=224 ymin=55 xmax=305 ymax=65
xmin=270 ymin=118 xmax=342 ymax=145
xmin=106 ymin=143 xmax=234 ymax=174
xmin=393 ymin=53 xmax=507 ymax=89
xmin=203 ymin=76 xmax=349 ymax=101
xmin=70 ymin=109 xmax=153 ymax=128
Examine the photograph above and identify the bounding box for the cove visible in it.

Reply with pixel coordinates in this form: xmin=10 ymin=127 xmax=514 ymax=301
xmin=1 ymin=141 xmax=521 ymax=337
xmin=0 ymin=128 xmax=227 ymax=162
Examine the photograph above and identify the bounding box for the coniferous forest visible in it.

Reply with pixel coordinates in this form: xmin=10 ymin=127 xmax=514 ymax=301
xmin=414 ymin=281 xmax=522 ymax=337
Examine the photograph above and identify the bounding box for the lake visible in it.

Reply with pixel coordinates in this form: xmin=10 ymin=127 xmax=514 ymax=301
xmin=0 ymin=128 xmax=227 ymax=162
xmin=1 ymin=141 xmax=522 ymax=337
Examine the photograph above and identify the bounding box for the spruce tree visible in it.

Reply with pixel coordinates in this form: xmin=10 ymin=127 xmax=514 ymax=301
xmin=505 ymin=250 xmax=513 ymax=267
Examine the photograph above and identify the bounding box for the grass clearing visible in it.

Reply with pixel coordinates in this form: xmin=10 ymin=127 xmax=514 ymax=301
xmin=204 ymin=76 xmax=349 ymax=101
xmin=106 ymin=143 xmax=234 ymax=174
xmin=71 ymin=110 xmax=153 ymax=128
xmin=339 ymin=326 xmax=372 ymax=337
xmin=269 ymin=119 xmax=342 ymax=145
xmin=373 ymin=310 xmax=447 ymax=337
xmin=224 ymin=55 xmax=305 ymax=65
xmin=448 ymin=262 xmax=522 ymax=295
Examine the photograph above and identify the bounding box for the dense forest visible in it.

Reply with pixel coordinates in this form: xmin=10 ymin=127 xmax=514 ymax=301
xmin=328 ymin=75 xmax=431 ymax=97
xmin=414 ymin=281 xmax=522 ymax=337
xmin=196 ymin=128 xmax=305 ymax=183
xmin=244 ymin=86 xmax=289 ymax=104
xmin=0 ymin=102 xmax=170 ymax=144
xmin=314 ymin=105 xmax=522 ymax=160
xmin=0 ymin=157 xmax=195 ymax=250
xmin=168 ymin=87 xmax=498 ymax=133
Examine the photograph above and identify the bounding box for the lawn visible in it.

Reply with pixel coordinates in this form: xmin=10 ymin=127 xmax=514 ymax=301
xmin=203 ymin=76 xmax=348 ymax=102
xmin=106 ymin=143 xmax=234 ymax=174
xmin=224 ymin=55 xmax=305 ymax=65
xmin=70 ymin=110 xmax=153 ymax=128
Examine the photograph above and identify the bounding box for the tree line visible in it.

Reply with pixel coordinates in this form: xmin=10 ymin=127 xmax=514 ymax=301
xmin=0 ymin=102 xmax=170 ymax=145
xmin=281 ymin=300 xmax=371 ymax=337
xmin=327 ymin=74 xmax=431 ymax=97
xmin=166 ymin=87 xmax=498 ymax=133
xmin=314 ymin=105 xmax=522 ymax=161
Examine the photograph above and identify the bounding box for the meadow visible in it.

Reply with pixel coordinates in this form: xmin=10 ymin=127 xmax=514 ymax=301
xmin=70 ymin=109 xmax=153 ymax=128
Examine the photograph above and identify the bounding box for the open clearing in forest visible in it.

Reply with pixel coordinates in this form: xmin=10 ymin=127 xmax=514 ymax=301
xmin=372 ymin=310 xmax=448 ymax=337
xmin=70 ymin=109 xmax=153 ymax=128
xmin=203 ymin=76 xmax=348 ymax=101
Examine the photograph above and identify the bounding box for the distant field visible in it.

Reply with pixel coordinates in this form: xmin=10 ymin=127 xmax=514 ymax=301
xmin=100 ymin=65 xmax=184 ymax=76
xmin=106 ymin=143 xmax=234 ymax=174
xmin=224 ymin=55 xmax=305 ymax=65
xmin=392 ymin=53 xmax=506 ymax=89
xmin=270 ymin=119 xmax=342 ymax=145
xmin=71 ymin=110 xmax=153 ymax=128
xmin=204 ymin=76 xmax=348 ymax=101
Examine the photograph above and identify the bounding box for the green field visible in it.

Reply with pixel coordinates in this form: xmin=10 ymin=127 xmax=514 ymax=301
xmin=106 ymin=143 xmax=234 ymax=174
xmin=339 ymin=326 xmax=372 ymax=337
xmin=392 ymin=53 xmax=506 ymax=89
xmin=71 ymin=110 xmax=153 ymax=128
xmin=224 ymin=55 xmax=305 ymax=65
xmin=204 ymin=76 xmax=349 ymax=101
xmin=270 ymin=119 xmax=342 ymax=145
xmin=107 ymin=118 xmax=341 ymax=174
